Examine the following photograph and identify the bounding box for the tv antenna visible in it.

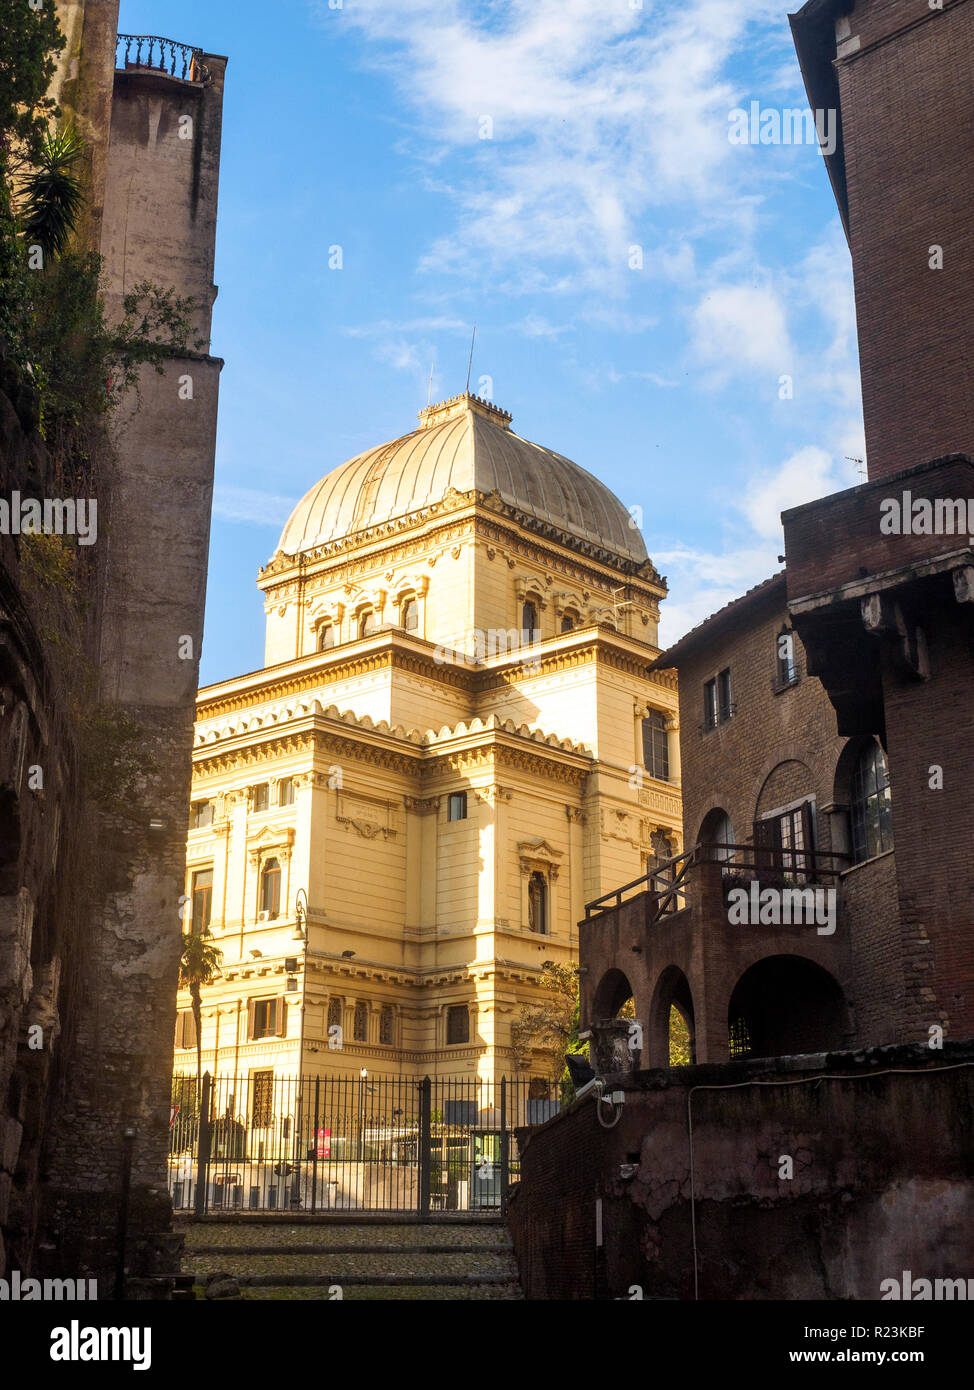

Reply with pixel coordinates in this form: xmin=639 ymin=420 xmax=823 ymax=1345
xmin=846 ymin=455 xmax=866 ymax=483
xmin=465 ymin=324 xmax=477 ymax=395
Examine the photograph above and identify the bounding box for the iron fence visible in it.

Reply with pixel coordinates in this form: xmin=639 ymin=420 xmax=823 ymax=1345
xmin=169 ymin=1073 xmax=559 ymax=1215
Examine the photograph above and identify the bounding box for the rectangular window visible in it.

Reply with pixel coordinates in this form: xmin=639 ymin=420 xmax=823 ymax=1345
xmin=174 ymin=1009 xmax=197 ymax=1050
xmin=279 ymin=777 xmax=295 ymax=806
xmin=755 ymin=801 xmax=815 ymax=882
xmin=249 ymin=997 xmax=286 ymax=1040
xmin=191 ymin=867 xmax=213 ymax=933
xmin=775 ymin=630 xmax=798 ymax=688
xmin=703 ymin=670 xmax=732 ymax=729
xmin=251 ymin=1070 xmax=274 ymax=1129
xmin=446 ymin=1004 xmax=470 ymax=1045
xmin=190 ymin=801 xmax=213 ymax=830
xmin=448 ymin=792 xmax=467 ymax=822
xmin=641 ymin=712 xmax=670 ymax=781
xmin=252 ymin=783 xmax=269 ymax=813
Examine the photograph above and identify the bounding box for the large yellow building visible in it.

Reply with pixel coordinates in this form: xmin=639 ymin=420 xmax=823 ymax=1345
xmin=175 ymin=393 xmax=681 ymax=1091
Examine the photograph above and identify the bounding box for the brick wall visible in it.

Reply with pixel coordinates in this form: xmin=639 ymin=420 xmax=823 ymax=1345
xmin=839 ymin=0 xmax=974 ymax=477
xmin=508 ymin=1044 xmax=974 ymax=1300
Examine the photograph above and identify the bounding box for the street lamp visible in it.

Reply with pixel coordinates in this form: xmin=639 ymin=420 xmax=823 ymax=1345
xmin=289 ymin=887 xmax=310 ymax=1210
xmin=358 ymin=1068 xmax=368 ymax=1161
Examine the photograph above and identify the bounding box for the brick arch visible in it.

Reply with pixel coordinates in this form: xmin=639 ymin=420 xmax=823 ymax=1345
xmin=833 ymin=733 xmax=881 ymax=805
xmin=747 ymin=743 xmax=821 ymax=822
xmin=754 ymin=758 xmax=816 ymax=820
xmin=648 ymin=965 xmax=696 ymax=1068
xmin=727 ymin=954 xmax=851 ymax=1058
xmin=591 ymin=967 xmax=636 ymax=1021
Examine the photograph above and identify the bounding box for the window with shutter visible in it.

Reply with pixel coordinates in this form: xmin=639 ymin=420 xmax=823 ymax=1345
xmin=641 ymin=711 xmax=670 ymax=781
xmin=191 ymin=868 xmax=213 ymax=932
xmin=446 ymin=1005 xmax=470 ymax=1045
xmin=274 ymin=997 xmax=288 ymax=1037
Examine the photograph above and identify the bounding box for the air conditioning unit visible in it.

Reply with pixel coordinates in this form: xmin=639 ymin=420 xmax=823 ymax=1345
xmin=257 ymin=910 xmax=271 ymax=922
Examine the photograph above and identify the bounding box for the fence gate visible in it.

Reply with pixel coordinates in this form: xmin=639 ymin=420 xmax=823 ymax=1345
xmin=168 ymin=1073 xmax=559 ymax=1216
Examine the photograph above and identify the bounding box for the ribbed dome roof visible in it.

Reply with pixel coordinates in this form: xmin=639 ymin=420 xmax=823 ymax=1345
xmin=276 ymin=395 xmax=648 ymax=564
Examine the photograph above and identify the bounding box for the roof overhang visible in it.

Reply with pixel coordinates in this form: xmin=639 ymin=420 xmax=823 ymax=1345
xmin=789 ymin=0 xmax=855 ymax=240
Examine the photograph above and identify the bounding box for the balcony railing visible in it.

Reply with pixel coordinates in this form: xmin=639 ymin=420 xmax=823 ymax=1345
xmin=584 ymin=840 xmax=851 ymax=923
xmin=707 ymin=842 xmax=848 ymax=886
xmin=115 ymin=34 xmax=209 ymax=84
xmin=585 ymin=846 xmax=699 ymax=922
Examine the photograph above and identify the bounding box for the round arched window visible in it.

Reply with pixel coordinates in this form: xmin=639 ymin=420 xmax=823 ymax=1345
xmin=851 ymin=741 xmax=893 ymax=862
xmin=401 ymin=598 xmax=419 ymax=632
xmin=319 ymin=624 xmax=335 ymax=650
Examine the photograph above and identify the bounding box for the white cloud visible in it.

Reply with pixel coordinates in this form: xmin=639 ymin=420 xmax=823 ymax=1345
xmin=214 ymin=485 xmax=298 ymax=527
xmin=315 ymin=0 xmax=787 ymax=293
xmin=654 ymin=541 xmax=781 ymax=650
xmin=739 ymin=444 xmax=843 ymax=539
xmin=691 ymin=282 xmax=792 ymax=378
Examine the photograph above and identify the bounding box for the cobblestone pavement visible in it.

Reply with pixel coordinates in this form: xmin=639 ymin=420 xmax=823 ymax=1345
xmin=182 ymin=1222 xmax=505 ymax=1250
xmin=236 ymin=1283 xmax=523 ymax=1301
xmin=181 ymin=1221 xmax=524 ymax=1301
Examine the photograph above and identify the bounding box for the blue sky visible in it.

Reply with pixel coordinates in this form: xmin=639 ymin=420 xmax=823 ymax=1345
xmin=118 ymin=0 xmax=864 ymax=687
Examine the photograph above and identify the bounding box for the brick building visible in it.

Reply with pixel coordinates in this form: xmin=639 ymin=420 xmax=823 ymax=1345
xmin=581 ymin=571 xmax=904 ymax=1065
xmin=579 ymin=0 xmax=973 ymax=1076
xmin=510 ymin=0 xmax=974 ymax=1299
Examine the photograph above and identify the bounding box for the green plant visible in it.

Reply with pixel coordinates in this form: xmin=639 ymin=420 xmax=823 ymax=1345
xmin=179 ymin=929 xmax=223 ymax=1104
xmin=19 ymin=123 xmax=84 ymax=258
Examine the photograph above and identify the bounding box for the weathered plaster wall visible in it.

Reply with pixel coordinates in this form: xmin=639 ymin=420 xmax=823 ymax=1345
xmin=507 ymin=1044 xmax=974 ymax=1300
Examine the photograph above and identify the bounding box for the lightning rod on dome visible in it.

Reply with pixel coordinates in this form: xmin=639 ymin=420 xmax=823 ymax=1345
xmin=465 ymin=324 xmax=476 ymax=395
xmin=427 ymin=359 xmax=434 ymax=408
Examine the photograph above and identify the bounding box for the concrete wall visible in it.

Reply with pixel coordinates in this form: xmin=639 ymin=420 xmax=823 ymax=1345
xmin=28 ymin=33 xmax=227 ymax=1291
xmin=508 ymin=1044 xmax=974 ymax=1300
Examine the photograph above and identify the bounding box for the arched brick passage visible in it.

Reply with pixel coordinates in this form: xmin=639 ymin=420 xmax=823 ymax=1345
xmin=649 ymin=965 xmax=696 ymax=1068
xmin=727 ymin=955 xmax=848 ymax=1059
xmin=591 ymin=967 xmax=635 ymax=1021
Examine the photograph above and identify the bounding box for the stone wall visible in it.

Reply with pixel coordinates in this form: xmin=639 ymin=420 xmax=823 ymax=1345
xmin=507 ymin=1043 xmax=974 ymax=1300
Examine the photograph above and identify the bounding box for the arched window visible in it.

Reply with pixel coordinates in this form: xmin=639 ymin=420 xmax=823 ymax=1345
xmin=319 ymin=624 xmax=335 ymax=651
xmin=701 ymin=810 xmax=735 ymax=864
xmin=353 ymin=1001 xmax=368 ymax=1042
xmin=851 ymin=740 xmax=893 ymax=863
xmin=401 ymin=598 xmax=419 ymax=632
xmin=528 ymin=871 xmax=548 ymax=934
xmin=327 ymin=997 xmax=343 ymax=1029
xmin=521 ymin=600 xmax=539 ymax=644
xmin=379 ymin=1005 xmax=394 ymax=1045
xmin=776 ymin=627 xmax=797 ymax=687
xmin=561 ymin=612 xmax=577 ymax=633
xmin=359 ymin=610 xmax=377 ymax=638
xmin=260 ymin=858 xmax=281 ymax=917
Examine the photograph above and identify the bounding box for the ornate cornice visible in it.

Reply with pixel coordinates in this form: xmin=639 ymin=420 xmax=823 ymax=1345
xmin=258 ymin=495 xmax=666 ymax=598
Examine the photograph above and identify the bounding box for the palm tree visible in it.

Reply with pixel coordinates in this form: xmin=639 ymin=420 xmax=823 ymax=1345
xmin=18 ymin=123 xmax=84 ymax=259
xmin=178 ymin=928 xmax=223 ymax=1104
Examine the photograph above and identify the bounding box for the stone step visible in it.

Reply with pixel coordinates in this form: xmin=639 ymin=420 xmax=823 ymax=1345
xmin=237 ymin=1283 xmax=524 ymax=1301
xmin=187 ymin=1251 xmax=516 ymax=1262
xmin=188 ymin=1251 xmax=519 ymax=1280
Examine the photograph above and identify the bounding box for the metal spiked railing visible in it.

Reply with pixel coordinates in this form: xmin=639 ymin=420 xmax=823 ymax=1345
xmin=115 ymin=34 xmax=209 ymax=84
